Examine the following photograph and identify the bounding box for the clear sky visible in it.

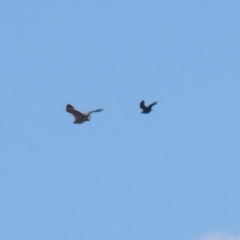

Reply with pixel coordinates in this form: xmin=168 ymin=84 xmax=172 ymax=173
xmin=1 ymin=1 xmax=240 ymax=240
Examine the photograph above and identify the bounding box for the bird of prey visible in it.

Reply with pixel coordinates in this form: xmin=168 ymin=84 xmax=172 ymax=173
xmin=140 ymin=100 xmax=157 ymax=114
xmin=66 ymin=104 xmax=103 ymax=124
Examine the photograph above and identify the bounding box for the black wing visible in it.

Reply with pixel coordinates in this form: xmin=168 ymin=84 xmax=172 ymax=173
xmin=66 ymin=104 xmax=84 ymax=120
xmin=87 ymin=108 xmax=104 ymax=115
xmin=140 ymin=100 xmax=147 ymax=110
xmin=148 ymin=101 xmax=158 ymax=109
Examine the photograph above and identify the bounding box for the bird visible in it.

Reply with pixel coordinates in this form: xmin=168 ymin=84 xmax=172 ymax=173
xmin=66 ymin=104 xmax=103 ymax=124
xmin=140 ymin=100 xmax=157 ymax=114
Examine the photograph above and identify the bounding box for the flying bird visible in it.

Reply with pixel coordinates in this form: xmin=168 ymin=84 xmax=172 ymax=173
xmin=66 ymin=104 xmax=103 ymax=124
xmin=140 ymin=100 xmax=157 ymax=114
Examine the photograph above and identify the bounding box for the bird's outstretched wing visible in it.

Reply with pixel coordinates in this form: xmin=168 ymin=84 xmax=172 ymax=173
xmin=140 ymin=100 xmax=147 ymax=110
xmin=66 ymin=104 xmax=84 ymax=120
xmin=87 ymin=108 xmax=104 ymax=115
xmin=148 ymin=101 xmax=158 ymax=108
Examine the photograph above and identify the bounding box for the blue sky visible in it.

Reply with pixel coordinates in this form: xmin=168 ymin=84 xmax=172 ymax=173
xmin=1 ymin=1 xmax=240 ymax=240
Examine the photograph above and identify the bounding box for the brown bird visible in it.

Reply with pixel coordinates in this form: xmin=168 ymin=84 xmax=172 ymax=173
xmin=66 ymin=104 xmax=103 ymax=124
xmin=140 ymin=100 xmax=157 ymax=114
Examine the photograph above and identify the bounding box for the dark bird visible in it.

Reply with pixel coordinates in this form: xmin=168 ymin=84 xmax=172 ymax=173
xmin=140 ymin=100 xmax=157 ymax=114
xmin=66 ymin=104 xmax=103 ymax=124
